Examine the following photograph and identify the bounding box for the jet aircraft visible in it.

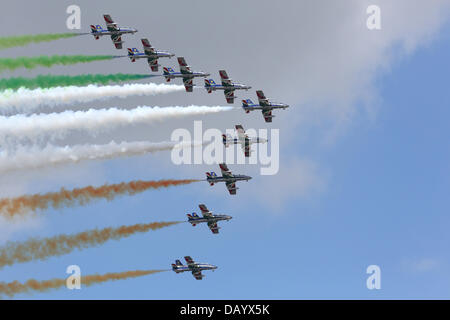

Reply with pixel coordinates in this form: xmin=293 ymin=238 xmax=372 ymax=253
xmin=163 ymin=57 xmax=210 ymax=92
xmin=204 ymin=70 xmax=251 ymax=103
xmin=187 ymin=204 xmax=232 ymax=234
xmin=222 ymin=124 xmax=268 ymax=157
xmin=172 ymin=256 xmax=217 ymax=280
xmin=127 ymin=38 xmax=174 ymax=71
xmin=90 ymin=14 xmax=138 ymax=49
xmin=206 ymin=163 xmax=252 ymax=195
xmin=242 ymin=90 xmax=289 ymax=122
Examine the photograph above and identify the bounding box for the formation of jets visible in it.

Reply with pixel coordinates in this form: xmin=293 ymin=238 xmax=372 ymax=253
xmin=89 ymin=14 xmax=290 ymax=280
xmin=90 ymin=14 xmax=289 ymax=121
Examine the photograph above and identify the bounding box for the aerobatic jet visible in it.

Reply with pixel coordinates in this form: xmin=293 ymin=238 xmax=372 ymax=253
xmin=187 ymin=204 xmax=232 ymax=234
xmin=222 ymin=124 xmax=268 ymax=157
xmin=172 ymin=256 xmax=217 ymax=280
xmin=90 ymin=14 xmax=138 ymax=49
xmin=206 ymin=163 xmax=252 ymax=195
xmin=127 ymin=38 xmax=174 ymax=71
xmin=204 ymin=70 xmax=251 ymax=103
xmin=242 ymin=90 xmax=289 ymax=123
xmin=163 ymin=57 xmax=210 ymax=92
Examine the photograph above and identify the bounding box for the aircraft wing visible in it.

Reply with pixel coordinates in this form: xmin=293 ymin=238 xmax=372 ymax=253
xmin=262 ymin=109 xmax=273 ymax=123
xmin=219 ymin=163 xmax=233 ymax=179
xmin=235 ymin=125 xmax=246 ymax=140
xmin=184 ymin=256 xmax=195 ymax=265
xmin=219 ymin=70 xmax=233 ymax=86
xmin=104 ymin=14 xmax=119 ymax=32
xmin=256 ymin=90 xmax=270 ymax=107
xmin=111 ymin=34 xmax=123 ymax=49
xmin=147 ymin=57 xmax=159 ymax=72
xmin=224 ymin=89 xmax=235 ymax=104
xmin=226 ymin=181 xmax=237 ymax=195
xmin=141 ymin=38 xmax=156 ymax=55
xmin=199 ymin=204 xmax=212 ymax=218
xmin=182 ymin=77 xmax=194 ymax=92
xmin=192 ymin=271 xmax=203 ymax=280
xmin=242 ymin=141 xmax=251 ymax=157
xmin=208 ymin=221 xmax=219 ymax=234
xmin=178 ymin=57 xmax=192 ymax=74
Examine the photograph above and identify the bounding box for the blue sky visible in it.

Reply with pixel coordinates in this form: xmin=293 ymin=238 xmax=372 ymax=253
xmin=0 ymin=1 xmax=449 ymax=299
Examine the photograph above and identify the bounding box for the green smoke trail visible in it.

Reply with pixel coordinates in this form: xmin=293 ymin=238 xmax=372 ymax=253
xmin=0 ymin=74 xmax=155 ymax=90
xmin=0 ymin=33 xmax=79 ymax=50
xmin=0 ymin=55 xmax=119 ymax=73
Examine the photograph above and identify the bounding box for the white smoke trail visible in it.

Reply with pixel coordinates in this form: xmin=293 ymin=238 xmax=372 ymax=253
xmin=0 ymin=140 xmax=202 ymax=173
xmin=0 ymin=105 xmax=232 ymax=144
xmin=0 ymin=83 xmax=185 ymax=115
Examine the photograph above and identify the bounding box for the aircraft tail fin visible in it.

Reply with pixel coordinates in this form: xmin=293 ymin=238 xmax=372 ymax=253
xmin=187 ymin=212 xmax=200 ymax=222
xmin=206 ymin=172 xmax=217 ymax=185
xmin=204 ymin=79 xmax=216 ymax=93
xmin=90 ymin=25 xmax=102 ymax=39
xmin=204 ymin=79 xmax=212 ymax=93
xmin=127 ymin=48 xmax=138 ymax=62
xmin=163 ymin=67 xmax=174 ymax=82
xmin=242 ymin=99 xmax=253 ymax=113
xmin=222 ymin=134 xmax=231 ymax=147
xmin=172 ymin=260 xmax=184 ymax=272
xmin=90 ymin=24 xmax=103 ymax=33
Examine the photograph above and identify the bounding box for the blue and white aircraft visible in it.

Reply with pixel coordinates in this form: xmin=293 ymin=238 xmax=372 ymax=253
xmin=172 ymin=256 xmax=218 ymax=280
xmin=223 ymin=124 xmax=268 ymax=157
xmin=127 ymin=38 xmax=174 ymax=72
xmin=242 ymin=90 xmax=289 ymax=123
xmin=206 ymin=163 xmax=252 ymax=195
xmin=204 ymin=70 xmax=251 ymax=104
xmin=187 ymin=204 xmax=232 ymax=234
xmin=90 ymin=14 xmax=137 ymax=49
xmin=163 ymin=57 xmax=210 ymax=92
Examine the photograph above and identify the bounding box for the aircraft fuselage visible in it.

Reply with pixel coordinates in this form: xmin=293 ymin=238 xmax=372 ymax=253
xmin=207 ymin=175 xmax=252 ymax=184
xmin=188 ymin=215 xmax=232 ymax=225
xmin=209 ymin=84 xmax=251 ymax=91
xmin=172 ymin=264 xmax=217 ymax=273
xmin=92 ymin=27 xmax=137 ymax=36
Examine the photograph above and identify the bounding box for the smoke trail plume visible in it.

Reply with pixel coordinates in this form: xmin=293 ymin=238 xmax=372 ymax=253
xmin=0 ymin=74 xmax=155 ymax=90
xmin=0 ymin=269 xmax=166 ymax=298
xmin=0 ymin=221 xmax=180 ymax=268
xmin=0 ymin=179 xmax=199 ymax=217
xmin=0 ymin=106 xmax=232 ymax=143
xmin=0 ymin=140 xmax=202 ymax=173
xmin=0 ymin=55 xmax=120 ymax=72
xmin=0 ymin=83 xmax=186 ymax=115
xmin=0 ymin=33 xmax=79 ymax=50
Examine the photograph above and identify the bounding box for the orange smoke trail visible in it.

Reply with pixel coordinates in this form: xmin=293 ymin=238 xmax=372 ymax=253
xmin=0 ymin=179 xmax=199 ymax=217
xmin=0 ymin=269 xmax=166 ymax=298
xmin=0 ymin=221 xmax=181 ymax=269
